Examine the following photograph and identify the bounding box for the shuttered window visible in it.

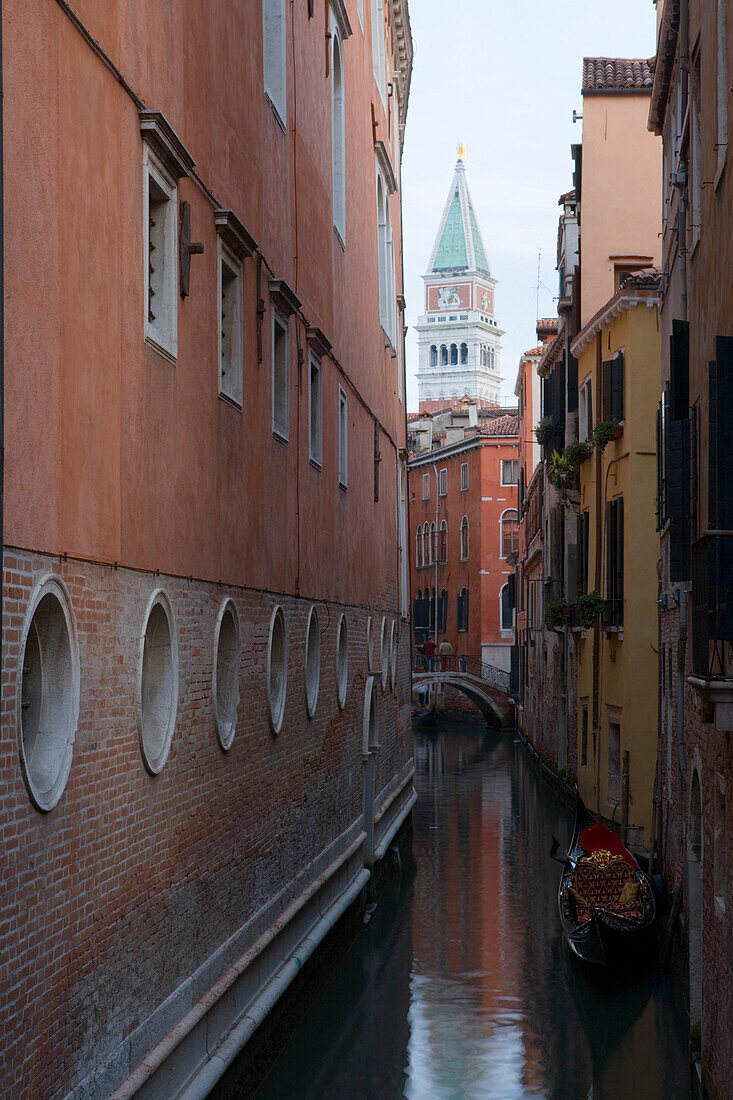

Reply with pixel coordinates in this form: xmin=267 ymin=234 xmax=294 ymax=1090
xmin=668 ymin=416 xmax=691 ymax=581
xmin=604 ymin=498 xmax=624 ymax=628
xmin=709 ymin=336 xmax=733 ymax=530
xmin=578 ymin=511 xmax=590 ymax=596
xmin=457 ymin=588 xmax=469 ymax=632
xmin=602 ymin=353 xmax=625 ymax=422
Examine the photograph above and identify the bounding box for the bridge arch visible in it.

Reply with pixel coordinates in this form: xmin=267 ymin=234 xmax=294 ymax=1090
xmin=413 ymin=670 xmax=513 ymax=725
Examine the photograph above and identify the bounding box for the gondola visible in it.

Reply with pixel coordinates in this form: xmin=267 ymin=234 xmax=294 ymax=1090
xmin=553 ymin=792 xmax=656 ymax=966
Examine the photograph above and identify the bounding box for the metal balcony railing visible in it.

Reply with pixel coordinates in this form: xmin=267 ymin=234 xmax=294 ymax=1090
xmin=412 ymin=653 xmax=511 ymax=693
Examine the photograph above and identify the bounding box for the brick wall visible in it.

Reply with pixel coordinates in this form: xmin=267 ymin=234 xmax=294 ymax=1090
xmin=1 ymin=549 xmax=412 ymax=1097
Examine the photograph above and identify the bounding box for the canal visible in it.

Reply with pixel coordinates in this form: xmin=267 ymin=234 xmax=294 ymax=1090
xmin=253 ymin=721 xmax=689 ymax=1099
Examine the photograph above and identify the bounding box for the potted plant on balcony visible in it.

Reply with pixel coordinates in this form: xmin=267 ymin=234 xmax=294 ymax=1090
xmin=592 ymin=417 xmax=622 ymax=451
xmin=545 ymin=597 xmax=570 ymax=631
xmin=577 ymin=589 xmax=604 ymax=630
xmin=548 ymin=448 xmax=579 ymax=491
xmin=534 ymin=416 xmax=553 ymax=446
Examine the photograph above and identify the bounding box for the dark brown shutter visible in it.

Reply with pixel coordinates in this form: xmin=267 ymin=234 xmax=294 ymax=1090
xmin=710 ymin=337 xmax=733 ymax=529
xmin=602 ymin=360 xmax=613 ymax=420
xmin=670 ymin=319 xmax=689 ymax=420
xmin=611 ymin=352 xmax=624 ymax=420
xmin=668 ymin=418 xmax=691 ymax=581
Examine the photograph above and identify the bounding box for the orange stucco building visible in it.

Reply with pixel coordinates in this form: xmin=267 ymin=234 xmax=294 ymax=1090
xmin=409 ymin=413 xmax=519 ymax=675
xmin=1 ymin=2 xmax=414 ymax=1095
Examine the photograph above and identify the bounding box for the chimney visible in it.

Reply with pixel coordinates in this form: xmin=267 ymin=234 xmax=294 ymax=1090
xmin=468 ymin=403 xmax=478 ymax=427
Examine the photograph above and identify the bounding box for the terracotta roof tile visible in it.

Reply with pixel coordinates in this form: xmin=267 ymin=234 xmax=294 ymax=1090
xmin=582 ymin=57 xmax=653 ymax=93
xmin=480 ymin=414 xmax=518 ymax=437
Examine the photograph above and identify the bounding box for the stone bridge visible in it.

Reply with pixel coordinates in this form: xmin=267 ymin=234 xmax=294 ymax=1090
xmin=412 ymin=654 xmax=514 ymax=725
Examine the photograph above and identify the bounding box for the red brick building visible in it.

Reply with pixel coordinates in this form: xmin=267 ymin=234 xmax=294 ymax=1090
xmin=1 ymin=1 xmax=414 ymax=1095
xmin=408 ymin=413 xmax=519 ymax=675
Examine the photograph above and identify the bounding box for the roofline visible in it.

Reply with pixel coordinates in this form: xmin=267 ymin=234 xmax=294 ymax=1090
xmin=581 ymin=87 xmax=652 ymax=97
xmin=408 ymin=431 xmax=518 ymax=468
xmin=570 ymin=278 xmax=662 ymax=358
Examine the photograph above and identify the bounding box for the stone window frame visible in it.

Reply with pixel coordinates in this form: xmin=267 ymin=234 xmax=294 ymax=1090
xmin=263 ymin=0 xmax=287 ymax=128
xmin=136 ymin=588 xmax=179 ymax=775
xmin=304 ymin=605 xmax=321 ymax=718
xmin=267 ymin=605 xmax=288 ymax=734
xmin=213 ymin=598 xmax=241 ymax=751
xmin=389 ymin=619 xmax=398 ymax=693
xmin=336 ymin=613 xmax=349 ymax=710
xmin=17 ymin=574 xmax=80 ymax=812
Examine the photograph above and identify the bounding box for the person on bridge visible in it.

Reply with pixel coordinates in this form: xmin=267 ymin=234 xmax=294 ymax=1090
xmin=423 ymin=636 xmax=436 ymax=671
xmin=438 ymin=638 xmax=453 ymax=671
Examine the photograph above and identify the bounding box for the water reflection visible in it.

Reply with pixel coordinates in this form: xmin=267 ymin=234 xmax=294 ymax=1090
xmin=254 ymin=723 xmax=688 ymax=1100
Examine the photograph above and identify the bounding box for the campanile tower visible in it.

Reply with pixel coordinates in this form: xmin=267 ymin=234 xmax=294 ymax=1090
xmin=416 ymin=148 xmax=504 ymax=409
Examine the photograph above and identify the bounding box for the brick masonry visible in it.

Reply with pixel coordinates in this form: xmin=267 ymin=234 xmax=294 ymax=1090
xmin=0 ymin=549 xmax=413 ymax=1097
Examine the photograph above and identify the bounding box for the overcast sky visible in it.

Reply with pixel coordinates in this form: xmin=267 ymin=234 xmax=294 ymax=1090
xmin=401 ymin=0 xmax=658 ymax=410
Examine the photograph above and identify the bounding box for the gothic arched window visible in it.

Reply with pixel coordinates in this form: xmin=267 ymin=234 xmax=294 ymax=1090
xmin=460 ymin=515 xmax=469 ymax=561
xmin=460 ymin=342 xmax=468 ymax=364
xmin=450 ymin=343 xmax=458 ymax=365
xmin=440 ymin=344 xmax=448 ymax=366
xmin=500 ymin=509 xmax=519 ymax=558
xmin=430 ymin=344 xmax=437 ymax=367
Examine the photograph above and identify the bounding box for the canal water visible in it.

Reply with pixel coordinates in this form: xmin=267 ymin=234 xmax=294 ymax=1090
xmin=253 ymin=721 xmax=689 ymax=1099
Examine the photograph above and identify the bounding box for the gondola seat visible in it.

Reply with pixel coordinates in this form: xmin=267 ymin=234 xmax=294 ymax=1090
xmin=569 ymin=851 xmax=642 ymax=924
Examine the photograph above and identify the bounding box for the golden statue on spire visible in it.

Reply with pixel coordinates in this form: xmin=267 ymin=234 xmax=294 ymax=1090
xmin=457 ymin=142 xmax=466 ymax=161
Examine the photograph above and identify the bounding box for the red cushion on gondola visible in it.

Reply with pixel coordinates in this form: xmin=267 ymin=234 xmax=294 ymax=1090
xmin=579 ymin=823 xmax=638 ymax=868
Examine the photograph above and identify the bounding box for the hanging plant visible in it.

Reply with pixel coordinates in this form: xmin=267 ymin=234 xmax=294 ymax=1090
xmin=564 ymin=440 xmax=593 ymax=466
xmin=592 ymin=418 xmax=622 ymax=451
xmin=545 ymin=597 xmax=570 ymax=631
xmin=577 ymin=590 xmax=604 ymax=629
xmin=548 ymin=449 xmax=578 ymax=491
xmin=534 ymin=416 xmax=553 ymax=445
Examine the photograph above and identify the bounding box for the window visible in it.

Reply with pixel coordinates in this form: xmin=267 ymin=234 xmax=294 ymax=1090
xmin=218 ymin=242 xmax=244 ymax=406
xmin=416 ymin=527 xmax=422 ymax=569
xmin=305 ymin=606 xmax=321 ymax=717
xmin=581 ymin=702 xmax=589 ymax=767
xmin=336 ymin=614 xmax=348 ymax=709
xmin=376 ymin=168 xmax=395 ymax=345
xmin=602 ymin=353 xmax=625 ymax=422
xmin=605 ymin=497 xmax=624 ymax=628
xmin=717 ymin=0 xmax=728 ymax=184
xmin=371 ymin=0 xmax=386 ymax=101
xmin=137 ymin=590 xmax=179 ymax=775
xmin=439 ymin=520 xmax=447 ymax=563
xmin=422 ymin=473 xmax=430 ymax=501
xmin=460 ymin=515 xmax=469 ymax=561
xmin=18 ymin=577 xmax=79 ymax=811
xmin=690 ymin=54 xmax=702 ymax=250
xmin=422 ymin=522 xmax=430 ymax=567
xmin=500 ymin=584 xmax=512 ymax=632
xmin=339 ymin=386 xmax=348 ymax=488
xmin=500 ymin=509 xmax=519 ymax=559
xmin=331 ymin=31 xmax=346 ymax=239
xmin=460 ymin=462 xmax=469 ymax=491
xmin=450 ymin=343 xmax=458 ymax=365
xmin=268 ymin=606 xmax=287 ymax=733
xmin=264 ymin=0 xmax=287 ymax=125
xmin=579 ymin=377 xmax=593 ymax=441
xmin=439 ymin=588 xmax=448 ymax=631
xmin=214 ymin=599 xmax=240 ymax=750
xmin=460 ymin=342 xmax=468 ymax=364
xmin=578 ymin=511 xmax=589 ymax=596
xmin=608 ymin=720 xmax=621 ymax=804
xmin=380 ymin=616 xmax=389 ymax=690
xmin=357 ymin=0 xmax=364 ymax=29
xmin=439 ymin=468 xmax=447 ymax=496
xmin=430 ymin=344 xmax=438 ymax=367
xmin=309 ymin=354 xmax=322 ymax=466
xmin=272 ymin=312 xmax=290 ymax=441
xmin=501 ymin=459 xmax=519 ymax=486
xmin=429 ymin=521 xmax=437 ymax=564
xmin=457 ymin=587 xmax=469 ymax=631
xmin=144 ymin=146 xmax=178 ymax=361
xmin=440 ymin=344 xmax=448 ymax=366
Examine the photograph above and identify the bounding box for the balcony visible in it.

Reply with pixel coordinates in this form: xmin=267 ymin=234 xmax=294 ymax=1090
xmin=689 ymin=534 xmax=733 ymax=730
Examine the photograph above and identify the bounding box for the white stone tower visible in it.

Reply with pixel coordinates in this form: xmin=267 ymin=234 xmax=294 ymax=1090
xmin=416 ymin=148 xmax=504 ymax=408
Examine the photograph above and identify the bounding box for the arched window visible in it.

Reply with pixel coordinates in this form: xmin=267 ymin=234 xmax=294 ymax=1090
xmin=450 ymin=343 xmax=458 ymax=365
xmin=500 ymin=584 xmax=513 ymax=632
xmin=460 ymin=515 xmax=469 ymax=561
xmin=440 ymin=344 xmax=448 ymax=366
xmin=430 ymin=344 xmax=438 ymax=367
xmin=439 ymin=520 xmax=447 ymax=563
xmin=422 ymin=522 xmax=430 ymax=566
xmin=416 ymin=527 xmax=422 ymax=568
xmin=501 ymin=509 xmax=519 ymax=558
xmin=429 ymin=587 xmax=436 ymax=631
xmin=457 ymin=587 xmax=469 ymax=631
xmin=439 ymin=587 xmax=448 ymax=632
xmin=490 ymin=347 xmax=495 ymax=369
xmin=331 ymin=32 xmax=346 ymax=238
xmin=460 ymin=342 xmax=468 ymax=364
xmin=430 ymin=521 xmax=437 ymax=564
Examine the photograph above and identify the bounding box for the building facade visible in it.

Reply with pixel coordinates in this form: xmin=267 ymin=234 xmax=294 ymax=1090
xmin=650 ymin=2 xmax=733 ymax=1095
xmin=415 ymin=152 xmax=504 ymax=409
xmin=409 ymin=414 xmax=519 ymax=675
xmin=1 ymin=2 xmax=414 ymax=1096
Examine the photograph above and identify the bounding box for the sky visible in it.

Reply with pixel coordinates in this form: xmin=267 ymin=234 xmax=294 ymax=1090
xmin=401 ymin=0 xmax=658 ymax=410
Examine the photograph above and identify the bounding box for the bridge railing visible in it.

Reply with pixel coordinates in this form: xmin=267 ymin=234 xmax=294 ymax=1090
xmin=412 ymin=653 xmax=511 ymax=693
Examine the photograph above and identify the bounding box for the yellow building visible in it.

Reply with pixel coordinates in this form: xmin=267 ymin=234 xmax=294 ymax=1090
xmin=570 ymin=273 xmax=662 ymax=853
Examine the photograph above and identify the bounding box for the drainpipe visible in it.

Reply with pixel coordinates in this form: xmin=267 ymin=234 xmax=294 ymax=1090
xmin=0 ymin=0 xmax=5 ymax=676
